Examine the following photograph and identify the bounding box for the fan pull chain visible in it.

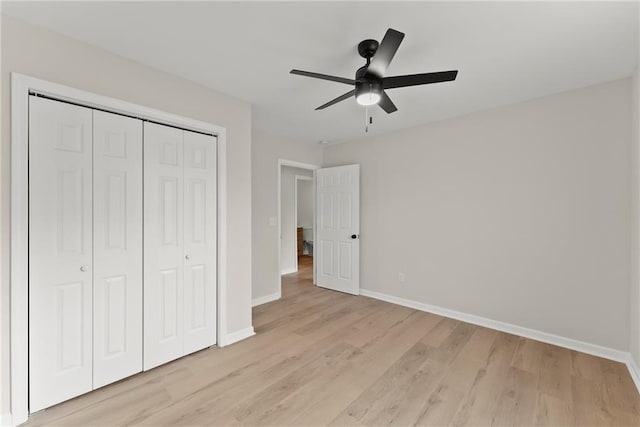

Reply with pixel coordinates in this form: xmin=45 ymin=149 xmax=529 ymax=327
xmin=364 ymin=108 xmax=374 ymax=133
xmin=365 ymin=106 xmax=369 ymax=133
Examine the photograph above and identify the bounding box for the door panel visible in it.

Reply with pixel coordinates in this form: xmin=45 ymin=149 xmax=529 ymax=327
xmin=56 ymin=282 xmax=84 ymax=369
xmin=315 ymin=165 xmax=360 ymax=295
xmin=29 ymin=96 xmax=93 ymax=412
xmin=160 ymin=268 xmax=179 ymax=340
xmin=183 ymin=132 xmax=217 ymax=353
xmin=144 ymin=122 xmax=185 ymax=370
xmin=103 ymin=276 xmax=127 ymax=354
xmin=93 ymin=110 xmax=143 ymax=388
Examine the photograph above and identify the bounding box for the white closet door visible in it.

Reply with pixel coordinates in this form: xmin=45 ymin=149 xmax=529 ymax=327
xmin=183 ymin=132 xmax=217 ymax=353
xmin=29 ymin=96 xmax=93 ymax=412
xmin=93 ymin=111 xmax=143 ymax=388
xmin=144 ymin=122 xmax=185 ymax=370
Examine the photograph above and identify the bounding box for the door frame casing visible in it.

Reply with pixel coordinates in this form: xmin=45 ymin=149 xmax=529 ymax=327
xmin=10 ymin=73 xmax=229 ymax=425
xmin=276 ymin=159 xmax=319 ymax=298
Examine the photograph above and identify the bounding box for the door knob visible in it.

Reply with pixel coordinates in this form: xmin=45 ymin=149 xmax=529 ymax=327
xmin=80 ymin=265 xmax=89 ymax=272
xmin=185 ymin=254 xmax=190 ymax=260
xmin=351 ymin=234 xmax=358 ymax=239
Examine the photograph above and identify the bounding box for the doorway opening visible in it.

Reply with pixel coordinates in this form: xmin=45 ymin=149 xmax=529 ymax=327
xmin=277 ymin=159 xmax=318 ymax=296
xmin=294 ymin=174 xmax=314 ymax=276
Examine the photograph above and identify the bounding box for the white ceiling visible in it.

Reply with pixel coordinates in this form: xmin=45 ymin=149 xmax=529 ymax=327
xmin=3 ymin=1 xmax=638 ymax=144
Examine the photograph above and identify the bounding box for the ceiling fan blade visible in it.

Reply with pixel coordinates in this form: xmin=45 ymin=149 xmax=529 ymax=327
xmin=315 ymin=89 xmax=356 ymax=110
xmin=366 ymin=28 xmax=405 ymax=78
xmin=378 ymin=91 xmax=398 ymax=114
xmin=383 ymin=70 xmax=458 ymax=89
xmin=291 ymin=69 xmax=355 ymax=85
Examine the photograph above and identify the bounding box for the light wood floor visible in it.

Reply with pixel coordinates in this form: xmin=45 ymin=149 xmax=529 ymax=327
xmin=26 ymin=255 xmax=640 ymax=426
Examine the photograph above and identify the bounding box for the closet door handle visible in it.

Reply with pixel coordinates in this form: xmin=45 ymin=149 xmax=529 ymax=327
xmin=80 ymin=265 xmax=89 ymax=272
xmin=185 ymin=254 xmax=190 ymax=260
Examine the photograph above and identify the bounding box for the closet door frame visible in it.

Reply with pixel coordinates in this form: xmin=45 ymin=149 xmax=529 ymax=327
xmin=10 ymin=73 xmax=230 ymax=426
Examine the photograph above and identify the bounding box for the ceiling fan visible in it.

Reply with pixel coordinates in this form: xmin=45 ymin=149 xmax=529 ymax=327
xmin=290 ymin=28 xmax=458 ymax=113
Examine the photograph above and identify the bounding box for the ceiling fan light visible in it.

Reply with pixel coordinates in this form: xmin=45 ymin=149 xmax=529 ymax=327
xmin=356 ymin=92 xmax=381 ymax=106
xmin=355 ymin=81 xmax=383 ymax=106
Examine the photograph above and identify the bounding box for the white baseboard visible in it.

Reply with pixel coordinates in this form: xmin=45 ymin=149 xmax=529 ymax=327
xmin=219 ymin=326 xmax=255 ymax=347
xmin=281 ymin=268 xmax=296 ymax=275
xmin=627 ymin=355 xmax=640 ymax=395
xmin=1 ymin=413 xmax=13 ymax=427
xmin=252 ymin=292 xmax=281 ymax=307
xmin=359 ymin=288 xmax=629 ymax=364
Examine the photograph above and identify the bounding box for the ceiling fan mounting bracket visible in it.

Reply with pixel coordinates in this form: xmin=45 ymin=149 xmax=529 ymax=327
xmin=357 ymin=39 xmax=379 ymax=59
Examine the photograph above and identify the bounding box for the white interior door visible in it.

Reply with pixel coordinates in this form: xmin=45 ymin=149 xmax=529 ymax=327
xmin=315 ymin=165 xmax=360 ymax=295
xmin=183 ymin=131 xmax=217 ymax=353
xmin=144 ymin=122 xmax=185 ymax=370
xmin=29 ymin=96 xmax=93 ymax=412
xmin=92 ymin=110 xmax=143 ymax=388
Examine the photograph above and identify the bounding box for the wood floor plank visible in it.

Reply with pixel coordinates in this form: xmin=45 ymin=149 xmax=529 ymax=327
xmin=427 ymin=321 xmax=475 ymax=364
xmin=572 ymin=374 xmax=613 ymax=426
xmin=287 ymin=311 xmax=438 ymax=426
xmin=329 ymin=342 xmax=440 ymax=426
xmin=457 ymin=325 xmax=498 ymax=365
xmin=534 ymin=392 xmax=573 ymax=427
xmin=414 ymin=383 xmax=467 ymax=426
xmin=511 ymin=336 xmax=545 ymax=374
xmin=491 ymin=367 xmax=538 ymax=426
xmin=450 ymin=332 xmax=521 ymax=426
xmin=601 ymin=359 xmax=640 ymax=417
xmin=538 ymin=343 xmax=573 ymax=402
xmin=572 ymin=351 xmax=605 ymax=383
xmin=420 ymin=317 xmax=460 ymax=348
xmin=231 ymin=342 xmax=360 ymax=424
xmin=413 ymin=333 xmax=490 ymax=425
xmin=25 ymin=258 xmax=640 ymax=427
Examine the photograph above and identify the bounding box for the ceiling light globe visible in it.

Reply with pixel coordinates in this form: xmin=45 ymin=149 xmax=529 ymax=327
xmin=355 ymin=80 xmax=383 ymax=107
xmin=356 ymin=92 xmax=381 ymax=106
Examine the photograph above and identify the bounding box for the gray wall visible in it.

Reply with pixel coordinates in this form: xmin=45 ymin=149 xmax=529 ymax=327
xmin=1 ymin=14 xmax=253 ymax=418
xmin=251 ymin=130 xmax=323 ymax=301
xmin=630 ymin=3 xmax=640 ymax=373
xmin=631 ymin=68 xmax=640 ymax=368
xmin=297 ymin=180 xmax=314 ymax=230
xmin=324 ymin=79 xmax=632 ymax=351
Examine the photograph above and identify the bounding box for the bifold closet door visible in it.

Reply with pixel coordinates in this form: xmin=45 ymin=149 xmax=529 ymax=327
xmin=183 ymin=131 xmax=217 ymax=354
xmin=144 ymin=122 xmax=217 ymax=370
xmin=28 ymin=96 xmax=213 ymax=409
xmin=29 ymin=96 xmax=93 ymax=412
xmin=92 ymin=110 xmax=143 ymax=388
xmin=144 ymin=123 xmax=185 ymax=369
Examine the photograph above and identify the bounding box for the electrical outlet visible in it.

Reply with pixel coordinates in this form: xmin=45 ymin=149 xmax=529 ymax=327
xmin=398 ymin=272 xmax=405 ymax=283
